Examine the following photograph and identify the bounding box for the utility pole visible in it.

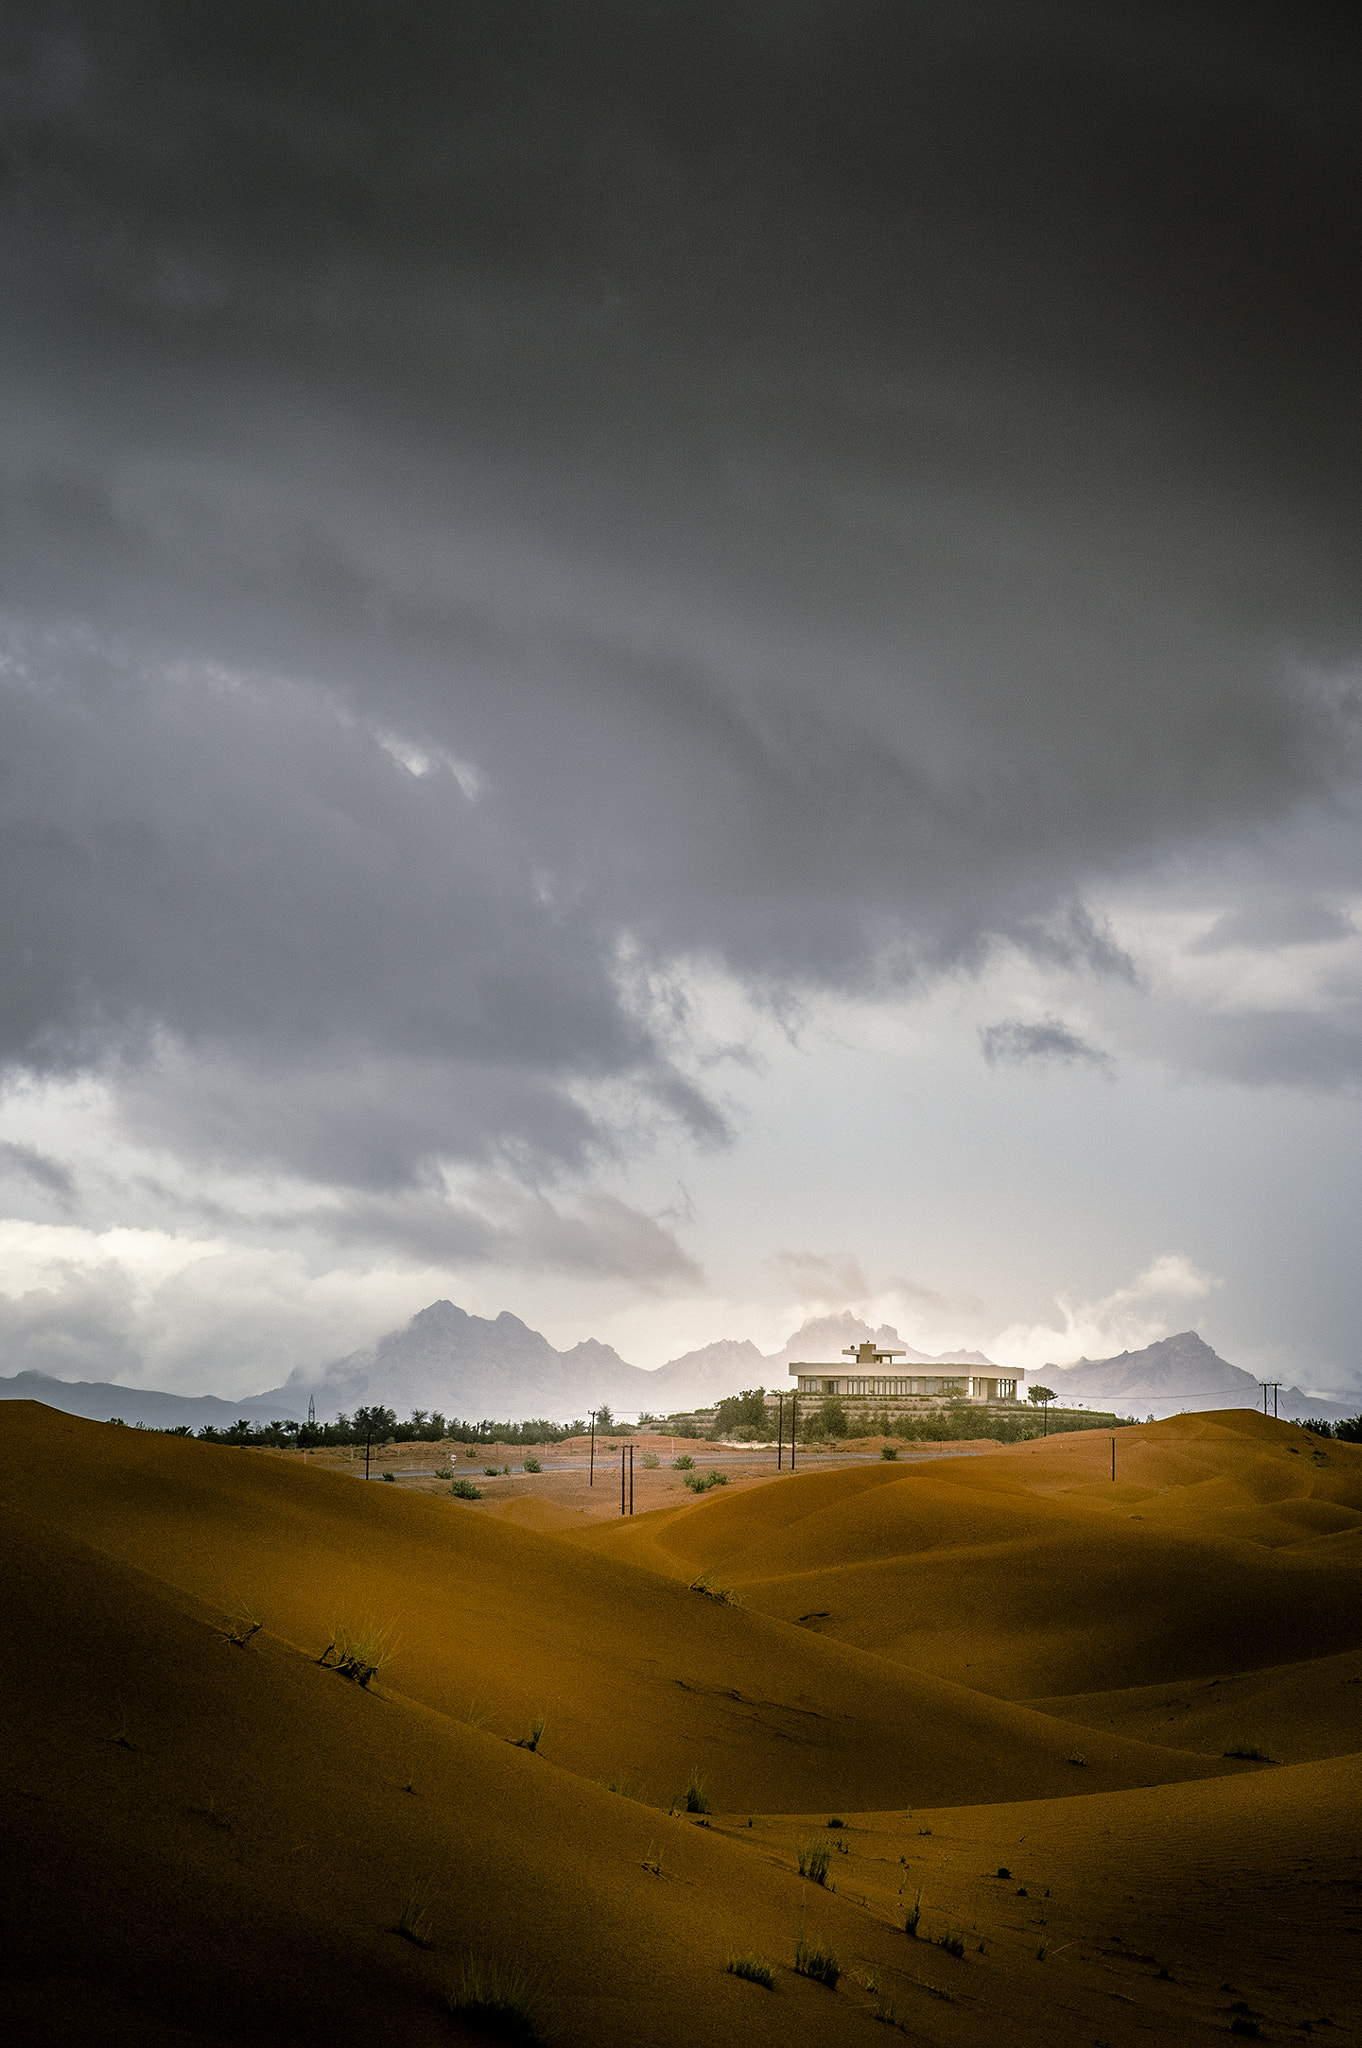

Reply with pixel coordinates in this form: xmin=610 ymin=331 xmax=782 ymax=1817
xmin=790 ymin=1391 xmax=797 ymax=1471
xmin=776 ymin=1392 xmax=783 ymax=1471
xmin=589 ymin=1410 xmax=596 ymax=1486
xmin=364 ymin=1433 xmax=371 ymax=1480
xmin=629 ymin=1441 xmax=633 ymax=1515
xmin=1258 ymin=1382 xmax=1282 ymax=1418
xmin=1111 ymin=1435 xmax=1116 ymax=1481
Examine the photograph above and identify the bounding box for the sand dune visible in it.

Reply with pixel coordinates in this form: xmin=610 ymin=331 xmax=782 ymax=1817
xmin=5 ymin=1401 xmax=1360 ymax=2044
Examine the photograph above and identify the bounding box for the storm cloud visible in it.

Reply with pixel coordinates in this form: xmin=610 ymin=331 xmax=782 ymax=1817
xmin=1 ymin=3 xmax=1360 ymax=1357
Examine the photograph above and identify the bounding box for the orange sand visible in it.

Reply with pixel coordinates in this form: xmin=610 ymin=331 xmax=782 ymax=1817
xmin=4 ymin=1402 xmax=1359 ymax=2044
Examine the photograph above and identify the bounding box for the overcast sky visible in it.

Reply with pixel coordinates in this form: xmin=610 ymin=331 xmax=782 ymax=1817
xmin=2 ymin=2 xmax=1360 ymax=1399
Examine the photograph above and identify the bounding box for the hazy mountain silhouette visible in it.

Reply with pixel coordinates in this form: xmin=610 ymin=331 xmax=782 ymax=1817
xmin=1046 ymin=1331 xmax=1355 ymax=1421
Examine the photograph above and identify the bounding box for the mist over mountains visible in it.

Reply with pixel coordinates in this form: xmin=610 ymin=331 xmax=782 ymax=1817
xmin=259 ymin=1303 xmax=995 ymax=1423
xmin=5 ymin=1302 xmax=1355 ymax=1432
xmin=1046 ymin=1331 xmax=1356 ymax=1423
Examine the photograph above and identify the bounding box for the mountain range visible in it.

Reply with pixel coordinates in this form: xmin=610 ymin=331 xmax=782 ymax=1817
xmin=4 ymin=1303 xmax=1355 ymax=1431
xmin=1045 ymin=1330 xmax=1356 ymax=1422
xmin=256 ymin=1303 xmax=997 ymax=1423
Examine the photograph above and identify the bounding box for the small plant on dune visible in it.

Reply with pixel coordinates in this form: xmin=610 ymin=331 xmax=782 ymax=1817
xmin=937 ymin=1932 xmax=965 ymax=1959
xmin=726 ymin=1952 xmax=776 ymax=1989
xmin=905 ymin=1889 xmax=922 ymax=1938
xmin=1223 ymin=1745 xmax=1274 ymax=1762
xmin=918 ymin=1823 xmax=932 ymax=1836
xmin=1067 ymin=1751 xmax=1086 ymax=1766
xmin=451 ymin=1477 xmax=482 ymax=1500
xmin=516 ymin=1712 xmax=547 ymax=1753
xmin=522 ymin=1456 xmax=542 ymax=1473
xmin=1035 ymin=1937 xmax=1049 ymax=1961
xmin=827 ymin=1817 xmax=843 ymax=1829
xmin=642 ymin=1839 xmax=665 ymax=1876
xmin=641 ymin=1451 xmax=659 ymax=1468
xmin=607 ymin=1770 xmax=643 ymax=1800
xmin=223 ymin=1604 xmax=262 ymax=1647
xmin=683 ymin=1768 xmax=709 ymax=1813
xmin=448 ymin=1952 xmax=542 ymax=2044
xmin=797 ymin=1839 xmax=834 ymax=1885
xmin=689 ymin=1573 xmax=742 ymax=1605
xmin=881 ymin=1445 xmax=899 ymax=1460
xmin=317 ymin=1622 xmax=395 ymax=1689
xmin=396 ymin=1876 xmax=436 ymax=1948
xmin=1229 ymin=2018 xmax=1263 ymax=2039
xmin=793 ymin=1936 xmax=840 ymax=1989
xmin=673 ymin=1453 xmax=695 ymax=1469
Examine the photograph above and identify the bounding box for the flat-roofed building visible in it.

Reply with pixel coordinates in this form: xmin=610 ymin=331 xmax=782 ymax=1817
xmin=788 ymin=1339 xmax=1020 ymax=1410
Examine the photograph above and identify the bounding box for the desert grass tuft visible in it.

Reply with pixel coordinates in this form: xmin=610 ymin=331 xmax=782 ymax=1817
xmin=793 ymin=1936 xmax=840 ymax=1989
xmin=640 ymin=1451 xmax=659 ymax=1467
xmin=316 ymin=1621 xmax=396 ymax=1689
xmin=683 ymin=1768 xmax=709 ymax=1813
xmin=936 ymin=1932 xmax=965 ymax=1959
xmin=450 ymin=1477 xmax=482 ymax=1500
xmin=1223 ymin=1745 xmax=1275 ymax=1762
xmin=522 ymin=1456 xmax=542 ymax=1472
xmin=689 ymin=1573 xmax=742 ymax=1605
xmin=396 ymin=1876 xmax=436 ymax=1948
xmin=224 ymin=1604 xmax=262 ymax=1647
xmin=797 ymin=1839 xmax=833 ymax=1885
xmin=880 ymin=1445 xmax=899 ymax=1460
xmin=516 ymin=1712 xmax=547 ymax=1753
xmin=726 ymin=1952 xmax=776 ymax=1989
xmin=448 ymin=1952 xmax=542 ymax=2043
xmin=904 ymin=1888 xmax=922 ymax=1937
xmin=381 ymin=1469 xmax=396 ymax=1481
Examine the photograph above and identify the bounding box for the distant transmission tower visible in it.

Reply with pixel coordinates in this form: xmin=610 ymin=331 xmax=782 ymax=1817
xmin=1258 ymin=1381 xmax=1282 ymax=1418
xmin=307 ymin=1395 xmax=316 ymax=1429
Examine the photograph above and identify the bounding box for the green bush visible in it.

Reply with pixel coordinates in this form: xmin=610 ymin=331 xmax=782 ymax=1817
xmin=685 ymin=1468 xmax=729 ymax=1493
xmin=880 ymin=1445 xmax=898 ymax=1460
xmin=797 ymin=1839 xmax=833 ymax=1885
xmin=905 ymin=1888 xmax=922 ymax=1937
xmin=673 ymin=1453 xmax=695 ymax=1470
xmin=711 ymin=1387 xmax=769 ymax=1438
xmin=640 ymin=1451 xmax=659 ymax=1468
xmin=451 ymin=1477 xmax=482 ymax=1500
xmin=522 ymin=1456 xmax=542 ymax=1473
xmin=381 ymin=1469 xmax=396 ymax=1481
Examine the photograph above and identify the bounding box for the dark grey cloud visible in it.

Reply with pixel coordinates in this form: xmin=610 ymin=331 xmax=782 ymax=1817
xmin=979 ymin=1017 xmax=1116 ymax=1074
xmin=0 ymin=0 xmax=1359 ymax=1242
xmin=0 ymin=1137 xmax=76 ymax=1204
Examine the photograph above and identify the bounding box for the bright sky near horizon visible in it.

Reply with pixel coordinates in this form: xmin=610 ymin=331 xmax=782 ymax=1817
xmin=2 ymin=4 xmax=1360 ymax=1400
